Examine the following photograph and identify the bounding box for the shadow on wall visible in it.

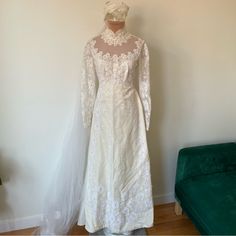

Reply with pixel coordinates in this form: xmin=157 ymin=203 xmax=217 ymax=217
xmin=148 ymin=45 xmax=196 ymax=201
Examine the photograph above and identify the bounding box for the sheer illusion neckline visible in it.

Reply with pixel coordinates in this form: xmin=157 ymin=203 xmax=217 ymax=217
xmin=101 ymin=26 xmax=132 ymax=46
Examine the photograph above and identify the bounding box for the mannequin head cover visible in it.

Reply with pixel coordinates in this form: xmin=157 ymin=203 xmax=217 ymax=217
xmin=104 ymin=0 xmax=129 ymax=32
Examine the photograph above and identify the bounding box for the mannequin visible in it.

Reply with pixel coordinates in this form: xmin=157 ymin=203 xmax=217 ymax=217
xmin=105 ymin=20 xmax=125 ymax=33
xmin=101 ymin=14 xmax=132 ymax=236
xmin=103 ymin=16 xmax=135 ymax=236
xmin=77 ymin=1 xmax=154 ymax=236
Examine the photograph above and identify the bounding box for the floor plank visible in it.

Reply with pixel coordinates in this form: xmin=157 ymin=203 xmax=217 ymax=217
xmin=147 ymin=203 xmax=200 ymax=235
xmin=0 ymin=202 xmax=200 ymax=235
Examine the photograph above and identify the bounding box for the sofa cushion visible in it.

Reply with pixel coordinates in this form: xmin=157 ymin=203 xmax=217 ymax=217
xmin=176 ymin=142 xmax=236 ymax=184
xmin=175 ymin=170 xmax=236 ymax=235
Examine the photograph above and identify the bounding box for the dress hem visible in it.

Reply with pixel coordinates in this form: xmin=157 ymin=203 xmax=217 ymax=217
xmin=77 ymin=222 xmax=154 ymax=234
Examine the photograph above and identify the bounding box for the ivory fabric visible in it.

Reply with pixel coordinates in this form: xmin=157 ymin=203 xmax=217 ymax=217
xmin=77 ymin=26 xmax=154 ymax=234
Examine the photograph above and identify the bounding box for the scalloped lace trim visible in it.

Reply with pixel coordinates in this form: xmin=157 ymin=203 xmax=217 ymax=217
xmin=101 ymin=27 xmax=132 ymax=46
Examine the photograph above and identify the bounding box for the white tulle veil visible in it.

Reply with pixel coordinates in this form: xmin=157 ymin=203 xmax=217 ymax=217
xmin=32 ymin=77 xmax=90 ymax=235
xmin=31 ymin=24 xmax=107 ymax=236
xmin=31 ymin=1 xmax=131 ymax=233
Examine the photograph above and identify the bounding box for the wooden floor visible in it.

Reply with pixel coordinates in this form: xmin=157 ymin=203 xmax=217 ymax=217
xmin=0 ymin=202 xmax=200 ymax=235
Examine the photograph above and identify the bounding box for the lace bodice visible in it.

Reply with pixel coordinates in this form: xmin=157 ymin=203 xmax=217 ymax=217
xmin=81 ymin=26 xmax=151 ymax=131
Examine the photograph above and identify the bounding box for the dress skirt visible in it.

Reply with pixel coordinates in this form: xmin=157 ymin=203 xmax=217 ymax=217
xmin=77 ymin=81 xmax=154 ymax=233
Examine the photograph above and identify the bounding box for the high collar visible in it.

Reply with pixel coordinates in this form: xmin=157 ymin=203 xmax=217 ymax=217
xmin=100 ymin=26 xmax=131 ymax=46
xmin=104 ymin=26 xmax=127 ymax=36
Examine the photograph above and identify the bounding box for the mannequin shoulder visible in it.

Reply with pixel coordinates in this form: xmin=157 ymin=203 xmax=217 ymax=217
xmin=130 ymin=33 xmax=147 ymax=48
xmin=82 ymin=36 xmax=98 ymax=52
xmin=129 ymin=33 xmax=150 ymax=58
xmin=84 ymin=36 xmax=97 ymax=46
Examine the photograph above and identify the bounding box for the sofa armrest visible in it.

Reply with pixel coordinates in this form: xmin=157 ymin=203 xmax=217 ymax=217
xmin=175 ymin=142 xmax=236 ymax=184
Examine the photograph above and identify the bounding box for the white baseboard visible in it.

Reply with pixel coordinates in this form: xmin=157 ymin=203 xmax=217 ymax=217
xmin=153 ymin=192 xmax=175 ymax=205
xmin=0 ymin=214 xmax=42 ymax=233
xmin=0 ymin=193 xmax=175 ymax=233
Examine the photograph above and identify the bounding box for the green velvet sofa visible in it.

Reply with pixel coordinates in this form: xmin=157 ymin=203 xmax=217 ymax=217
xmin=174 ymin=142 xmax=236 ymax=235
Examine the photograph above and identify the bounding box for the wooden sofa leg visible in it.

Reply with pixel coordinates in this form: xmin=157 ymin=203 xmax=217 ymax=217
xmin=174 ymin=201 xmax=183 ymax=215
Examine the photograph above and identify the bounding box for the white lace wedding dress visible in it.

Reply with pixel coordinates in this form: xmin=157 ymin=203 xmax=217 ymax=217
xmin=77 ymin=26 xmax=154 ymax=234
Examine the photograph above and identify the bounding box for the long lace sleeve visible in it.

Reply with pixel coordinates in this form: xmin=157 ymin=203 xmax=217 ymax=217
xmin=138 ymin=42 xmax=151 ymax=131
xmin=81 ymin=42 xmax=97 ymax=128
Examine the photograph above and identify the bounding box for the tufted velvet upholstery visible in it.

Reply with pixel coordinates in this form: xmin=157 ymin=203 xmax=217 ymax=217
xmin=175 ymin=142 xmax=236 ymax=235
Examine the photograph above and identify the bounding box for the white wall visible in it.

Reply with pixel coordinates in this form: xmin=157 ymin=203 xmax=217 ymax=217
xmin=0 ymin=0 xmax=236 ymax=232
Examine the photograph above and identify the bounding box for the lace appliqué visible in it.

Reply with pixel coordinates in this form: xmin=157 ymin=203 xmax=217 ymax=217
xmin=85 ymin=156 xmax=153 ymax=232
xmin=138 ymin=43 xmax=151 ymax=131
xmin=80 ymin=43 xmax=97 ymax=128
xmin=91 ymin=38 xmax=143 ymax=62
xmin=101 ymin=27 xmax=132 ymax=46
